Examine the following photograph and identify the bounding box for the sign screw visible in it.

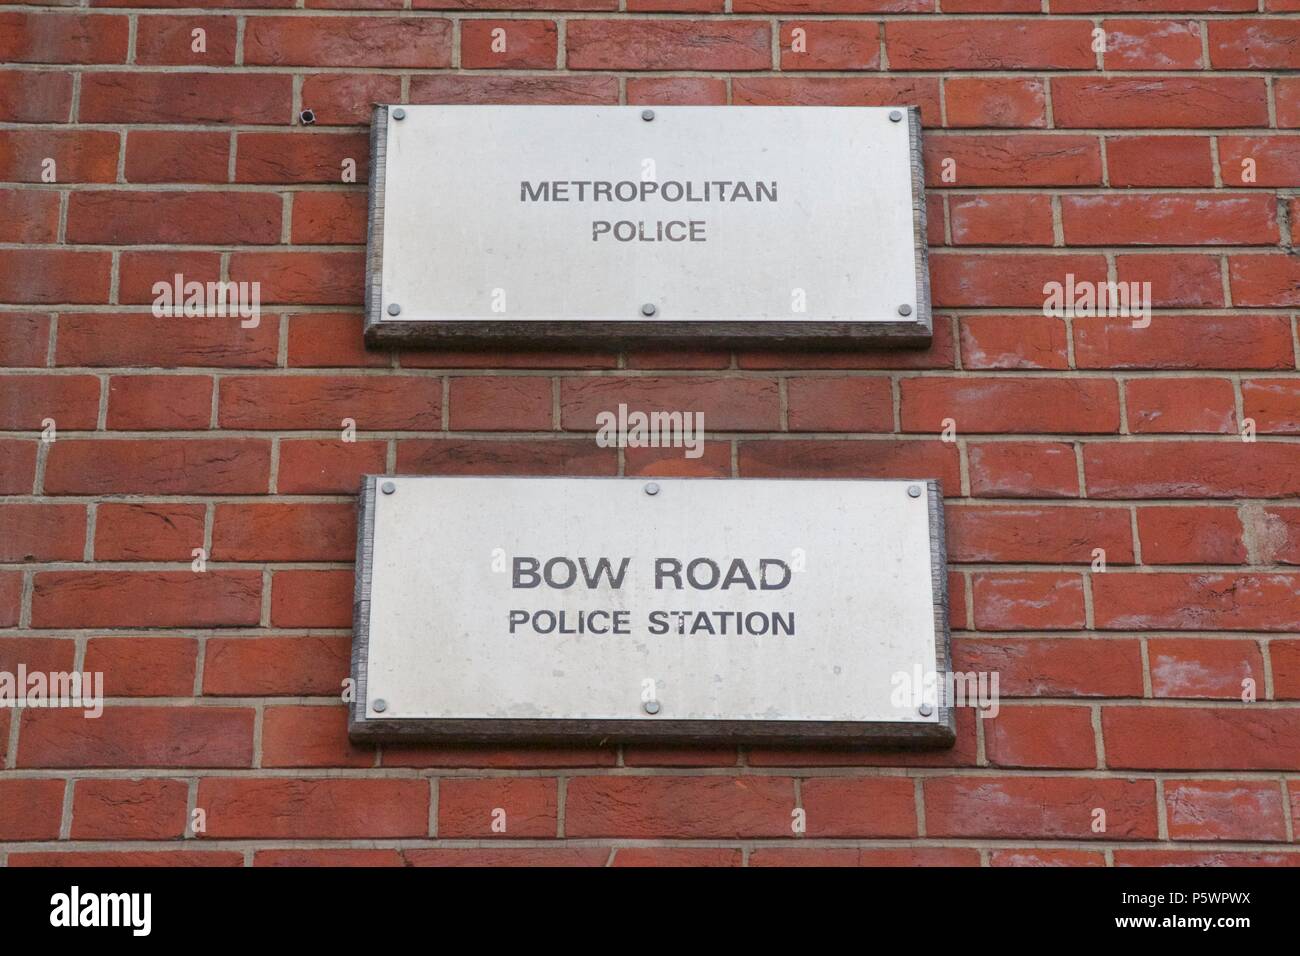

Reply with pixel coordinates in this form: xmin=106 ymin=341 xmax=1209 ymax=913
xmin=898 ymin=304 xmax=913 ymax=316
xmin=392 ymin=108 xmax=406 ymax=121
xmin=644 ymin=482 xmax=660 ymax=496
xmin=918 ymin=702 xmax=933 ymax=717
xmin=643 ymin=700 xmax=661 ymax=715
xmin=908 ymin=485 xmax=922 ymax=498
xmin=373 ymin=699 xmax=388 ymax=713
xmin=641 ymin=303 xmax=657 ymax=316
xmin=387 ymin=303 xmax=401 ymax=316
xmin=889 ymin=110 xmax=903 ymax=122
xmin=641 ymin=109 xmax=655 ymax=122
xmin=381 ymin=481 xmax=396 ymax=495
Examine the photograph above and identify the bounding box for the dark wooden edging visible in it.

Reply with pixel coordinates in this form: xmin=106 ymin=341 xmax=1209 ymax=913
xmin=361 ymin=105 xmax=933 ymax=350
xmin=349 ymin=476 xmax=956 ymax=748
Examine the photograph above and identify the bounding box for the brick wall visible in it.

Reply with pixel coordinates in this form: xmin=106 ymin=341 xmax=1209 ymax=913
xmin=2 ymin=1 xmax=1299 ymax=867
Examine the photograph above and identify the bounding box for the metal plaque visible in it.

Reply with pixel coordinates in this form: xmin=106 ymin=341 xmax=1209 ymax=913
xmin=350 ymin=476 xmax=953 ymax=746
xmin=364 ymin=105 xmax=931 ymax=349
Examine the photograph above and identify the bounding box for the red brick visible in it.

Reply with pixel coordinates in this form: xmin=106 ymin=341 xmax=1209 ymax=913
xmin=438 ymin=778 xmax=558 ymax=837
xmin=1085 ymin=442 xmax=1300 ymax=499
xmin=1279 ymin=78 xmax=1300 ymax=128
xmin=0 ymin=637 xmax=76 ymax=674
xmin=270 ymin=569 xmax=352 ymax=627
xmin=399 ymin=438 xmax=617 ymax=476
xmin=1103 ymin=706 xmax=1300 ymax=770
xmin=32 ymin=571 xmax=262 ymax=628
xmin=0 ymin=250 xmax=112 ymax=304
xmin=985 ymin=706 xmax=1097 ymax=768
xmin=58 ymin=313 xmax=278 ymax=368
xmin=1209 ymin=19 xmax=1300 ymax=68
xmin=901 ymin=377 xmax=1120 ymax=434
xmin=954 ymin=637 xmax=1144 ymax=697
xmin=125 ymin=131 xmax=231 ymax=184
xmin=1251 ymin=507 xmax=1300 ymax=566
xmin=1094 ymin=573 xmax=1300 ymax=631
xmin=960 ymin=315 xmax=1069 ymax=370
xmin=1125 ymin=377 xmax=1237 ymax=434
xmin=785 ymin=376 xmax=893 ymax=431
xmin=45 ymin=439 xmax=270 ymax=494
xmin=0 ymin=503 xmax=86 ymax=561
xmin=1230 ymin=255 xmax=1300 ymax=307
xmin=1165 ymin=779 xmax=1287 ymax=841
xmin=229 ymin=251 xmax=364 ymax=305
xmin=749 ymin=847 xmax=979 ymax=866
xmin=565 ymin=776 xmax=795 ymax=837
xmin=1104 ymin=135 xmax=1215 ymax=187
xmin=135 ymin=15 xmax=237 ymax=65
xmin=1241 ymin=376 xmax=1300 ymax=432
xmin=924 ymin=135 xmax=1102 ymax=187
xmin=383 ymin=745 xmax=616 ymax=769
xmin=626 ymin=77 xmax=727 ymax=105
xmin=287 ymin=313 xmax=385 ymax=366
xmin=567 ymin=20 xmax=770 ymax=70
xmin=1053 ymin=77 xmax=1268 ymax=128
xmin=1136 ymin=506 xmax=1246 ymax=564
xmin=290 ymin=192 xmax=367 ymax=245
xmin=71 ymin=778 xmax=189 ymax=839
xmin=301 ymin=73 xmax=403 ymax=125
xmin=0 ymin=779 xmax=65 ymax=841
xmin=1062 ymin=194 xmax=1276 ymax=246
xmin=739 ymin=439 xmax=960 ymax=487
xmin=612 ymin=848 xmax=742 ymax=866
xmin=19 ymin=707 xmax=254 ymax=768
xmin=947 ymin=504 xmax=1132 ymax=564
xmin=991 ymin=849 xmax=1106 ymax=866
xmin=9 ymin=850 xmax=242 ymax=867
xmin=1218 ymin=136 xmax=1300 ymax=188
xmin=409 ymin=74 xmax=619 ymax=105
xmin=94 ymin=503 xmax=205 ymax=561
xmin=799 ymin=777 xmax=917 ymax=836
xmin=0 ymin=374 xmax=99 ymax=429
xmin=1073 ymin=315 xmax=1294 ymax=370
xmin=949 ymin=194 xmax=1053 ymax=246
xmin=277 ymin=438 xmax=388 ymax=493
xmin=972 ymin=572 xmax=1087 ymax=630
xmin=732 ymin=77 xmax=940 ymax=116
xmin=561 ymin=376 xmax=779 ymax=431
xmin=84 ymin=637 xmax=197 ymax=697
xmin=943 ymin=77 xmax=1045 ymax=128
xmin=262 ymin=706 xmax=373 ymax=768
xmin=0 ymin=313 xmax=50 ymax=367
xmin=256 ymin=849 xmax=404 ymax=866
xmin=968 ymin=441 xmax=1080 ymax=498
xmin=236 ymin=132 xmax=368 ymax=184
xmin=203 ymin=635 xmax=350 ymax=696
xmin=1102 ymin=19 xmax=1205 ymax=70
xmin=403 ymin=848 xmax=608 ymax=866
xmin=1114 ymin=253 xmax=1225 ymax=307
xmin=0 ymin=573 xmax=22 ymax=627
xmin=0 ymin=189 xmax=59 ymax=243
xmin=931 ymin=253 xmax=1107 ymax=307
xmin=0 ymin=12 xmax=129 ymax=64
xmin=79 ymin=72 xmax=292 ymax=124
xmin=779 ymin=21 xmax=879 ymax=70
xmin=244 ymin=16 xmax=451 ymax=67
xmin=462 ymin=19 xmax=557 ymax=69
xmin=0 ymin=69 xmax=72 ymax=122
xmin=925 ymin=776 xmax=1157 ymax=839
xmin=117 ymin=253 xmax=225 ymax=305
xmin=1148 ymin=638 xmax=1263 ymax=699
xmin=197 ymin=778 xmax=428 ymax=838
xmin=450 ymin=376 xmax=553 ymax=430
xmin=211 ymin=502 xmax=356 ymax=561
xmin=0 ymin=128 xmax=118 ymax=183
xmin=219 ymin=375 xmax=441 ymax=430
xmin=888 ymin=20 xmax=1094 ymax=69
xmin=107 ymin=374 xmax=212 ymax=430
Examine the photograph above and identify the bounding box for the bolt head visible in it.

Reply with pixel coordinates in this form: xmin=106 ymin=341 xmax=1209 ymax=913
xmin=918 ymin=702 xmax=933 ymax=717
xmin=381 ymin=481 xmax=396 ymax=495
xmin=908 ymin=485 xmax=922 ymax=498
xmin=641 ymin=303 xmax=657 ymax=317
xmin=641 ymin=109 xmax=655 ymax=122
xmin=898 ymin=304 xmax=913 ymax=316
xmin=644 ymin=482 xmax=660 ymax=496
xmin=392 ymin=108 xmax=406 ymax=121
xmin=299 ymin=109 xmax=316 ymax=126
xmin=643 ymin=700 xmax=661 ymax=715
xmin=373 ymin=698 xmax=388 ymax=713
xmin=889 ymin=110 xmax=903 ymax=122
xmin=387 ymin=303 xmax=401 ymax=316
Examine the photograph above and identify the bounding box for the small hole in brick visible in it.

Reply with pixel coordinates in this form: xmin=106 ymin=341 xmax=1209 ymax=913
xmin=299 ymin=109 xmax=316 ymax=126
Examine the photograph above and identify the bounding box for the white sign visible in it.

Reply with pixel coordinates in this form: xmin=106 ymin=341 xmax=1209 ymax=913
xmin=350 ymin=476 xmax=952 ymax=746
xmin=365 ymin=105 xmax=931 ymax=347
